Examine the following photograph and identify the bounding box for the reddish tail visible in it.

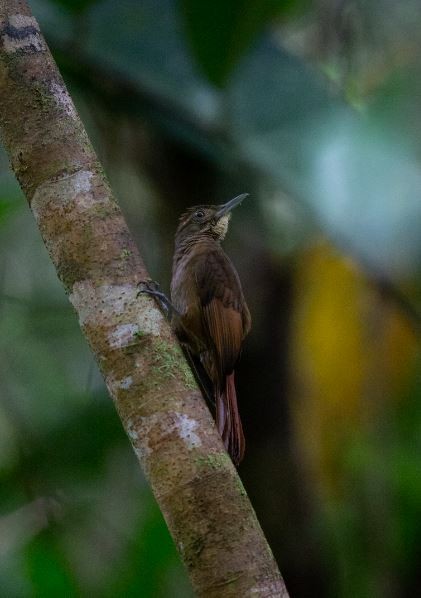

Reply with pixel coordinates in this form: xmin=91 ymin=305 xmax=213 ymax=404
xmin=216 ymin=372 xmax=245 ymax=466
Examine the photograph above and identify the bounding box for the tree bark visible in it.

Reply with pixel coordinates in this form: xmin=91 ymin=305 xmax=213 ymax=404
xmin=0 ymin=2 xmax=288 ymax=596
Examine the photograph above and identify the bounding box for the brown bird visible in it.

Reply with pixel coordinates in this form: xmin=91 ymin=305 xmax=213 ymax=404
xmin=140 ymin=194 xmax=251 ymax=465
xmin=171 ymin=194 xmax=251 ymax=465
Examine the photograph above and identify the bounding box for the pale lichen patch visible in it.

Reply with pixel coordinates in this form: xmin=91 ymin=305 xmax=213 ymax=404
xmin=101 ymin=284 xmax=135 ymax=316
xmin=126 ymin=417 xmax=140 ymax=442
xmin=69 ymin=281 xmax=136 ymax=326
xmin=249 ymin=581 xmax=287 ymax=596
xmin=1 ymin=15 xmax=44 ymax=54
xmin=31 ymin=169 xmax=97 ymax=218
xmin=135 ymin=301 xmax=164 ymax=336
xmin=129 ymin=411 xmax=202 ymax=457
xmin=49 ymin=80 xmax=78 ymax=120
xmin=126 ymin=417 xmax=152 ymax=464
xmin=133 ymin=445 xmax=148 ymax=464
xmin=69 ymin=280 xmax=96 ymax=325
xmin=8 ymin=14 xmax=37 ymax=28
xmin=106 ymin=372 xmax=133 ymax=396
xmin=173 ymin=413 xmax=202 ymax=449
xmin=119 ymin=375 xmax=133 ymax=389
xmin=71 ymin=169 xmax=93 ymax=194
xmin=109 ymin=323 xmax=139 ymax=348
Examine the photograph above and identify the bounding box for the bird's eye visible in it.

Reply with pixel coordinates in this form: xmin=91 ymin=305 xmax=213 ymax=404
xmin=195 ymin=210 xmax=205 ymax=219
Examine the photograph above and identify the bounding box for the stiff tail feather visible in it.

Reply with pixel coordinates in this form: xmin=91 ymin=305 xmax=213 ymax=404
xmin=216 ymin=372 xmax=245 ymax=466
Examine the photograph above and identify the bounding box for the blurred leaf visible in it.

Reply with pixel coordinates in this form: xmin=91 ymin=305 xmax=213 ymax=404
xmin=0 ymin=198 xmax=19 ymax=225
xmin=291 ymin=243 xmax=421 ymax=596
xmin=179 ymin=0 xmax=285 ymax=87
xmin=291 ymin=243 xmax=367 ymax=495
xmin=25 ymin=0 xmax=421 ymax=274
xmin=0 ymin=152 xmax=24 ymax=225
xmin=0 ymin=401 xmax=124 ymax=496
xmin=26 ymin=531 xmax=78 ymax=596
xmin=50 ymin=0 xmax=99 ymax=16
xmin=228 ymin=38 xmax=421 ymax=277
xmin=108 ymin=502 xmax=194 ymax=597
xmin=84 ymin=0 xmax=207 ymax=106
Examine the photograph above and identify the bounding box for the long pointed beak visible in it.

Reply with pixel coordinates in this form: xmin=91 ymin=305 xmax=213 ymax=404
xmin=215 ymin=193 xmax=249 ymax=219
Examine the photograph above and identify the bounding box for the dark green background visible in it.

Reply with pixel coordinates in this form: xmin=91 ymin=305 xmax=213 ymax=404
xmin=1 ymin=1 xmax=420 ymax=596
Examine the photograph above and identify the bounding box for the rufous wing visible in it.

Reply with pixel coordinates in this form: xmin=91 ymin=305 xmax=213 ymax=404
xmin=195 ymin=249 xmax=248 ymax=381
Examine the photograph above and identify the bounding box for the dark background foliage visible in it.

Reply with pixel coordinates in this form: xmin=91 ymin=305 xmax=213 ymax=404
xmin=1 ymin=1 xmax=421 ymax=596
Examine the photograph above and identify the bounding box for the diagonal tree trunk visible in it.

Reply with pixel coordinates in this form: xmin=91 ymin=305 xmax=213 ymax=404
xmin=0 ymin=1 xmax=288 ymax=595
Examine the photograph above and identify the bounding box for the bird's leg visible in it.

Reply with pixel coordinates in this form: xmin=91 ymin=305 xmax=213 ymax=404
xmin=137 ymin=280 xmax=178 ymax=320
xmin=138 ymin=282 xmax=215 ymax=403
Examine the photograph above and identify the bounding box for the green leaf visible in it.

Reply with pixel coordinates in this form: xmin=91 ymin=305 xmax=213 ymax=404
xmin=107 ymin=502 xmax=193 ymax=597
xmin=0 ymin=198 xmax=20 ymax=225
xmin=179 ymin=0 xmax=285 ymax=87
xmin=0 ymin=159 xmax=24 ymax=224
xmin=26 ymin=531 xmax=79 ymax=597
xmin=49 ymin=0 xmax=99 ymax=15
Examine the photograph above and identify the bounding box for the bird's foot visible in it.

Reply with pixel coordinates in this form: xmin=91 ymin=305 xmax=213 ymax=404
xmin=137 ymin=279 xmax=161 ymax=296
xmin=137 ymin=280 xmax=175 ymax=319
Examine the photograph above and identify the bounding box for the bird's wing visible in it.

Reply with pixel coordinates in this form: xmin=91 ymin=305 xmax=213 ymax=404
xmin=195 ymin=250 xmax=248 ymax=379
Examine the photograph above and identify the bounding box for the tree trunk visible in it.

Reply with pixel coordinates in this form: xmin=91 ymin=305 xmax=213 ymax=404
xmin=0 ymin=1 xmax=288 ymax=595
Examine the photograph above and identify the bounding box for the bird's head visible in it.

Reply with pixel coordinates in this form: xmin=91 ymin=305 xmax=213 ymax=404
xmin=175 ymin=193 xmax=248 ymax=246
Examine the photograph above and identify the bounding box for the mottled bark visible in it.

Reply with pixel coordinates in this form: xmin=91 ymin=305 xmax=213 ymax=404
xmin=0 ymin=2 xmax=288 ymax=596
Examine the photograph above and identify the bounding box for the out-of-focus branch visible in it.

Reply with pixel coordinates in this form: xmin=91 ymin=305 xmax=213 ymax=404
xmin=0 ymin=1 xmax=288 ymax=596
xmin=339 ymin=243 xmax=421 ymax=336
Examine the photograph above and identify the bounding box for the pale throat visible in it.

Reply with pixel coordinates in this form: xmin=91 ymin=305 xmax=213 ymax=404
xmin=214 ymin=214 xmax=231 ymax=240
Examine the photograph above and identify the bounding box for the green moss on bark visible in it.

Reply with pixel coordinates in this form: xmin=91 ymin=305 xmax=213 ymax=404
xmin=151 ymin=339 xmax=196 ymax=390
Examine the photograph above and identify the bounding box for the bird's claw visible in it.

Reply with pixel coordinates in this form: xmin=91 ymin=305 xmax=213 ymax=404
xmin=137 ymin=280 xmax=160 ymax=297
xmin=137 ymin=279 xmax=175 ymax=320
